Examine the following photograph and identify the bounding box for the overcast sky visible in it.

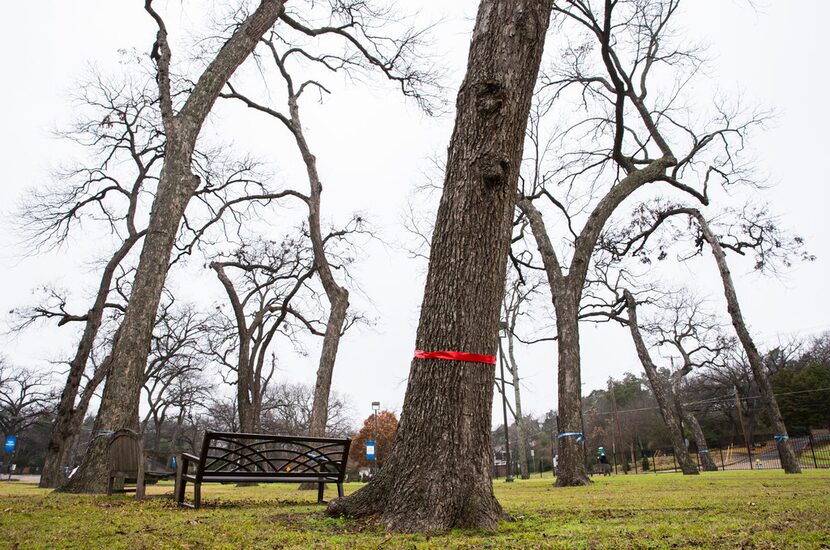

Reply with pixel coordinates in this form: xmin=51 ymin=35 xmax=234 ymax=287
xmin=1 ymin=0 xmax=828 ymax=428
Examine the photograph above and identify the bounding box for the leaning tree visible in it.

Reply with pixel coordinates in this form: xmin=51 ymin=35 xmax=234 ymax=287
xmin=613 ymin=203 xmax=812 ymax=473
xmin=60 ymin=0 xmax=288 ymax=493
xmin=326 ymin=0 xmax=552 ymax=532
xmin=15 ymin=69 xmax=281 ymax=488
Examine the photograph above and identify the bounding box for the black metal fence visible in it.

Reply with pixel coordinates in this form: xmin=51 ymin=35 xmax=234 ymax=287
xmin=590 ymin=432 xmax=830 ymax=474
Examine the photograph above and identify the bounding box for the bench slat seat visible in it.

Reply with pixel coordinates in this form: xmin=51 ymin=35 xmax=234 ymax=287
xmin=174 ymin=431 xmax=351 ymax=509
xmin=182 ymin=475 xmax=341 ymax=484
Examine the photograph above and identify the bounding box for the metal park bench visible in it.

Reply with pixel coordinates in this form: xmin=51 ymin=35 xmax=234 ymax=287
xmin=106 ymin=429 xmax=146 ymax=498
xmin=174 ymin=432 xmax=351 ymax=509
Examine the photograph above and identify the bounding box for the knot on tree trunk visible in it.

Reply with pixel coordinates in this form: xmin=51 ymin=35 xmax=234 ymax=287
xmin=474 ymin=81 xmax=505 ymax=115
xmin=477 ymin=155 xmax=510 ymax=189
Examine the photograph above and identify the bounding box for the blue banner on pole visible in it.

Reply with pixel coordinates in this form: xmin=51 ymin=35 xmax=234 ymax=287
xmin=4 ymin=436 xmax=16 ymax=453
xmin=366 ymin=440 xmax=376 ymax=461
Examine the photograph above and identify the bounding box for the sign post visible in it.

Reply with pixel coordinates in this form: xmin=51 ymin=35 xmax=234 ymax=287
xmin=3 ymin=436 xmax=17 ymax=480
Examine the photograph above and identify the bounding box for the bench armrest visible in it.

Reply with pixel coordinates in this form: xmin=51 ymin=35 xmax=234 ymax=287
xmin=178 ymin=452 xmax=200 ymax=472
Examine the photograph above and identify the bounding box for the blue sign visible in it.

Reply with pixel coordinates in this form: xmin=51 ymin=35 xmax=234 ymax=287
xmin=4 ymin=436 xmax=16 ymax=453
xmin=366 ymin=440 xmax=376 ymax=461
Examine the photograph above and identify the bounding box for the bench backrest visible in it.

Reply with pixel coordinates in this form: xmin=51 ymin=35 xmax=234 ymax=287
xmin=108 ymin=429 xmax=143 ymax=475
xmin=195 ymin=432 xmax=351 ymax=482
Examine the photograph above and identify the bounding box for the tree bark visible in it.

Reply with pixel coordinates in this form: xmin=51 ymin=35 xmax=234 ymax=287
xmin=552 ymin=295 xmax=592 ymax=485
xmin=685 ymin=209 xmax=801 ymax=474
xmin=680 ymin=408 xmax=718 ymax=471
xmin=58 ymin=0 xmax=286 ymax=493
xmin=623 ymin=290 xmax=698 ymax=475
xmin=668 ymin=357 xmax=719 ymax=472
xmin=325 ymin=0 xmax=551 ymax=532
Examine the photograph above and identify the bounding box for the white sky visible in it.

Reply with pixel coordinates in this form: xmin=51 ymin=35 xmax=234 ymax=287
xmin=0 ymin=1 xmax=828 ymax=427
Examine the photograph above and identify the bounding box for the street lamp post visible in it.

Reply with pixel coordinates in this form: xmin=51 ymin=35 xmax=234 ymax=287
xmin=497 ymin=326 xmax=513 ymax=483
xmin=371 ymin=401 xmax=380 ymax=471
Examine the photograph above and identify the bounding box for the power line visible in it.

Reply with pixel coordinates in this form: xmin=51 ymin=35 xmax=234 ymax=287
xmin=592 ymin=386 xmax=830 ymax=416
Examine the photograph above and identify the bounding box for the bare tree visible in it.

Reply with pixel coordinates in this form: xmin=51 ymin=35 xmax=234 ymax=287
xmin=209 ymin=236 xmax=320 ymax=432
xmin=499 ymin=273 xmax=550 ymax=480
xmin=615 ymin=204 xmax=808 ymax=473
xmin=513 ymin=0 xmax=765 ymax=485
xmin=261 ymin=382 xmax=353 ymax=437
xmin=141 ymin=303 xmax=208 ymax=460
xmin=14 ymin=74 xmax=160 ymax=488
xmin=326 ymin=0 xmax=551 ymax=532
xmin=60 ymin=0 xmax=289 ymax=493
xmin=219 ymin=0 xmax=438 ymax=442
xmin=644 ymin=292 xmax=727 ymax=472
xmin=0 ymin=362 xmax=55 ymax=440
xmin=16 ymin=69 xmax=281 ymax=487
xmin=623 ymin=290 xmax=699 ymax=474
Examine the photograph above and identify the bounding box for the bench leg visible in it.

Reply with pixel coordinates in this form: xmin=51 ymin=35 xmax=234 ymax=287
xmin=136 ymin=466 xmax=145 ymax=499
xmin=337 ymin=482 xmax=344 ymax=499
xmin=317 ymin=482 xmax=325 ymax=504
xmin=175 ymin=468 xmax=187 ymax=506
xmin=107 ymin=475 xmax=114 ymax=496
xmin=194 ymin=483 xmax=202 ymax=509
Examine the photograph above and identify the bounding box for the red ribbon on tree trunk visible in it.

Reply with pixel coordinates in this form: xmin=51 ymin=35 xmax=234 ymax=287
xmin=414 ymin=350 xmax=496 ymax=365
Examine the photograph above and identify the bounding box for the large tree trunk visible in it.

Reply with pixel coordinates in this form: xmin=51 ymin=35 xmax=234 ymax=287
xmin=326 ymin=0 xmax=551 ymax=532
xmin=506 ymin=329 xmax=529 ymax=479
xmin=57 ymin=0 xmax=286 ymax=493
xmin=680 ymin=408 xmax=718 ymax=471
xmin=41 ymin=402 xmax=88 ymax=488
xmin=687 ymin=209 xmax=801 ymax=474
xmin=552 ymin=295 xmax=591 ymax=485
xmin=623 ymin=290 xmax=698 ymax=475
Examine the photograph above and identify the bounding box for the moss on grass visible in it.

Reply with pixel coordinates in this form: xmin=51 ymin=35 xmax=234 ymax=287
xmin=1 ymin=470 xmax=828 ymax=548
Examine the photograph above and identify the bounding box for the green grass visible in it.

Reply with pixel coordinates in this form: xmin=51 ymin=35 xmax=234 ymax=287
xmin=1 ymin=470 xmax=829 ymax=548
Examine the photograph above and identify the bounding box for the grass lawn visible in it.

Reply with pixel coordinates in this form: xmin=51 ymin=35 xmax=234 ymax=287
xmin=1 ymin=470 xmax=829 ymax=548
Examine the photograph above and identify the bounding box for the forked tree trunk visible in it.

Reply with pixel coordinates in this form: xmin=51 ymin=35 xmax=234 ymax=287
xmin=680 ymin=408 xmax=718 ymax=471
xmin=683 ymin=209 xmax=801 ymax=474
xmin=326 ymin=0 xmax=551 ymax=532
xmin=669 ymin=360 xmax=719 ymax=472
xmin=58 ymin=0 xmax=286 ymax=493
xmin=39 ymin=236 xmax=141 ymax=488
xmin=210 ymin=261 xmax=256 ymax=433
xmin=41 ymin=403 xmax=88 ymax=488
xmin=623 ymin=290 xmax=698 ymax=475
xmin=520 ymin=157 xmax=676 ymax=487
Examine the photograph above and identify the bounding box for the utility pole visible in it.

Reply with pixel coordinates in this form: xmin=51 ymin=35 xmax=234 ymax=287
xmin=733 ymin=387 xmax=754 ymax=469
xmin=497 ymin=335 xmax=513 ymax=482
xmin=608 ymin=378 xmax=623 ymax=474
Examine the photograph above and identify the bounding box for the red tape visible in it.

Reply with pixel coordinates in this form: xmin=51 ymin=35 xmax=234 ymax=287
xmin=414 ymin=349 xmax=496 ymax=365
